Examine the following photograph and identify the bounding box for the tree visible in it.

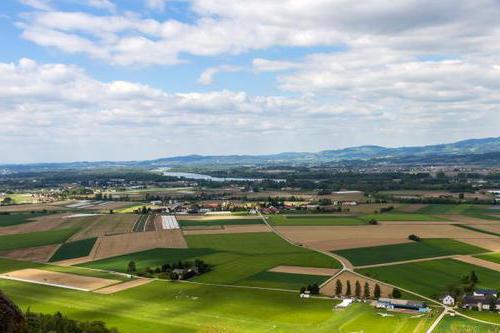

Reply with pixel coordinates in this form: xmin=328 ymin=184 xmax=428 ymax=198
xmin=363 ymin=282 xmax=371 ymax=299
xmin=300 ymin=286 xmax=306 ymax=294
xmin=489 ymin=297 xmax=496 ymax=312
xmin=127 ymin=261 xmax=136 ymax=273
xmin=408 ymin=234 xmax=421 ymax=241
xmin=470 ymin=271 xmax=479 ymax=284
xmin=335 ymin=280 xmax=343 ymax=296
xmin=355 ymin=281 xmax=361 ymax=298
xmin=392 ymin=288 xmax=402 ymax=299
xmin=374 ymin=284 xmax=381 ymax=299
xmin=368 ymin=219 xmax=378 ymax=225
xmin=308 ymin=283 xmax=320 ymax=295
xmin=346 ymin=281 xmax=352 ymax=296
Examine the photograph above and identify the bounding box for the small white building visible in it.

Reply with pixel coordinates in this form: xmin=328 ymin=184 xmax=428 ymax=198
xmin=440 ymin=295 xmax=455 ymax=306
xmin=336 ymin=298 xmax=353 ymax=308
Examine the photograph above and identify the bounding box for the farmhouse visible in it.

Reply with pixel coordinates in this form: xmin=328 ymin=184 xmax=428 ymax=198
xmin=462 ymin=295 xmax=500 ymax=311
xmin=473 ymin=289 xmax=498 ymax=297
xmin=376 ymin=298 xmax=429 ymax=312
xmin=439 ymin=294 xmax=455 ymax=306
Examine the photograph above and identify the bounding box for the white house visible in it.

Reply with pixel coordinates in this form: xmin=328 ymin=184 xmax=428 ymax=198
xmin=440 ymin=295 xmax=455 ymax=306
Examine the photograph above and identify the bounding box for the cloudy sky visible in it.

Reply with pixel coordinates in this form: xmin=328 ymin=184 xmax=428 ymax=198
xmin=1 ymin=0 xmax=500 ymax=163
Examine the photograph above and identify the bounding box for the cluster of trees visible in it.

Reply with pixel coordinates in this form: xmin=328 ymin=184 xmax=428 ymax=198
xmin=300 ymin=284 xmax=320 ymax=295
xmin=333 ymin=280 xmax=402 ymax=300
xmin=408 ymin=234 xmax=421 ymax=242
xmin=127 ymin=259 xmax=210 ymax=280
xmin=440 ymin=271 xmax=481 ymax=301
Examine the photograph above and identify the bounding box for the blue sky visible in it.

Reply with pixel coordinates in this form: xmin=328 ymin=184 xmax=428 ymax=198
xmin=1 ymin=0 xmax=500 ymax=163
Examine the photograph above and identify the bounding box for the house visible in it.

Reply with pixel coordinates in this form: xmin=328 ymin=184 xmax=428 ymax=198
xmin=462 ymin=295 xmax=500 ymax=311
xmin=473 ymin=289 xmax=497 ymax=297
xmin=300 ymin=290 xmax=311 ymax=299
xmin=376 ymin=298 xmax=429 ymax=312
xmin=440 ymin=295 xmax=455 ymax=306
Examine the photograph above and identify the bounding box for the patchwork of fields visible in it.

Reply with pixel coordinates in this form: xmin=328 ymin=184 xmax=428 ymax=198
xmin=1 ymin=201 xmax=499 ymax=331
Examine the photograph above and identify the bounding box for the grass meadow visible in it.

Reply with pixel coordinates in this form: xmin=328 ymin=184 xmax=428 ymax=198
xmin=49 ymin=237 xmax=97 ymax=262
xmin=82 ymin=232 xmax=341 ymax=288
xmin=268 ymin=215 xmax=367 ymax=226
xmin=0 ymin=277 xmax=437 ymax=333
xmin=335 ymin=239 xmax=487 ymax=266
xmin=475 ymin=252 xmax=500 ymax=264
xmin=0 ymin=212 xmax=50 ymax=227
xmin=0 ymin=227 xmax=79 ymax=251
xmin=359 ymin=258 xmax=500 ymax=298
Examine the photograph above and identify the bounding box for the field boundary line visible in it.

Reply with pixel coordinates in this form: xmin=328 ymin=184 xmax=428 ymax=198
xmin=426 ymin=308 xmax=447 ymax=333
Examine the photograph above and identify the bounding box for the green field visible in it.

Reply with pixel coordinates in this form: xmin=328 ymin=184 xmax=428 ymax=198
xmin=0 ymin=227 xmax=79 ymax=251
xmin=475 ymin=252 xmax=500 ymax=264
xmin=179 ymin=218 xmax=263 ymax=227
xmin=82 ymin=232 xmax=340 ymax=288
xmin=359 ymin=259 xmax=500 ymax=298
xmin=0 ymin=277 xmax=437 ymax=333
xmin=243 ymin=271 xmax=329 ymax=290
xmin=268 ymin=215 xmax=367 ymax=226
xmin=0 ymin=212 xmax=50 ymax=227
xmin=49 ymin=237 xmax=97 ymax=262
xmin=417 ymin=204 xmax=473 ymax=214
xmin=435 ymin=315 xmax=500 ymax=332
xmin=336 ymin=239 xmax=487 ymax=266
xmin=360 ymin=213 xmax=448 ymax=221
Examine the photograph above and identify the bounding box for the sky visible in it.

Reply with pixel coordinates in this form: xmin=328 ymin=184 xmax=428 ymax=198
xmin=1 ymin=0 xmax=500 ymax=163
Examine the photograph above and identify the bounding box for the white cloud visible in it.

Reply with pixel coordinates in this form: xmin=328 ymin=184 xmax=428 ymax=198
xmin=252 ymin=58 xmax=299 ymax=72
xmin=198 ymin=65 xmax=242 ymax=85
xmin=16 ymin=1 xmax=500 ymax=65
xmin=1 ymin=58 xmax=499 ymax=163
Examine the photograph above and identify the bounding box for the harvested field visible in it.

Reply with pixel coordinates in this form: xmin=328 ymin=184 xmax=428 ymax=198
xmin=182 ymin=224 xmax=270 ymax=235
xmin=0 ymin=203 xmax=68 ymax=213
xmin=437 ymin=214 xmax=499 ymax=224
xmin=94 ymin=278 xmax=152 ymax=294
xmin=0 ymin=213 xmax=77 ymax=236
xmin=69 ymin=214 xmax=138 ymax=241
xmin=466 ymin=224 xmax=500 ymax=234
xmin=177 ymin=215 xmax=261 ymax=221
xmin=454 ymin=238 xmax=500 ymax=251
xmin=93 ymin=230 xmax=187 ymax=260
xmin=144 ymin=215 xmax=156 ymax=232
xmin=0 ymin=244 xmax=59 ymax=263
xmin=268 ymin=265 xmax=338 ymax=276
xmin=320 ymin=271 xmax=393 ymax=297
xmin=0 ymin=268 xmax=119 ymax=291
xmin=276 ymin=225 xmax=500 ymax=251
xmin=454 ymin=255 xmax=500 ymax=271
xmin=132 ymin=215 xmax=148 ymax=232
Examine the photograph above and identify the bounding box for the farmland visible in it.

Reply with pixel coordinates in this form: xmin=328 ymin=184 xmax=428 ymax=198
xmin=359 ymin=258 xmax=500 ymax=298
xmin=335 ymin=239 xmax=488 ymax=266
xmin=476 ymin=252 xmax=500 ymax=264
xmin=49 ymin=237 xmax=97 ymax=262
xmin=435 ymin=315 xmax=500 ymax=332
xmin=0 ymin=227 xmax=79 ymax=251
xmin=0 ymin=277 xmax=437 ymax=333
xmin=268 ymin=215 xmax=367 ymax=226
xmin=82 ymin=232 xmax=341 ymax=288
xmin=0 ymin=212 xmax=52 ymax=227
xmin=179 ymin=218 xmax=263 ymax=227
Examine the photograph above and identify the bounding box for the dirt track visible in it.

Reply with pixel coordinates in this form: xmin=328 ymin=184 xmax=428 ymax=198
xmin=454 ymin=255 xmax=500 ymax=271
xmin=182 ymin=224 xmax=270 ymax=235
xmin=0 ymin=268 xmax=119 ymax=291
xmin=93 ymin=230 xmax=187 ymax=259
xmin=276 ymin=225 xmax=500 ymax=251
xmin=269 ymin=265 xmax=338 ymax=276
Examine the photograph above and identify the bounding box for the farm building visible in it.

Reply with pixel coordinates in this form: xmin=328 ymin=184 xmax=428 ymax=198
xmin=439 ymin=294 xmax=455 ymax=306
xmin=462 ymin=295 xmax=500 ymax=311
xmin=376 ymin=298 xmax=429 ymax=312
xmin=473 ymin=289 xmax=498 ymax=297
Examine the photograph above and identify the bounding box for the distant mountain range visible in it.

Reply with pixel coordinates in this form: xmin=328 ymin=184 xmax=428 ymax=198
xmin=3 ymin=137 xmax=500 ymax=172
